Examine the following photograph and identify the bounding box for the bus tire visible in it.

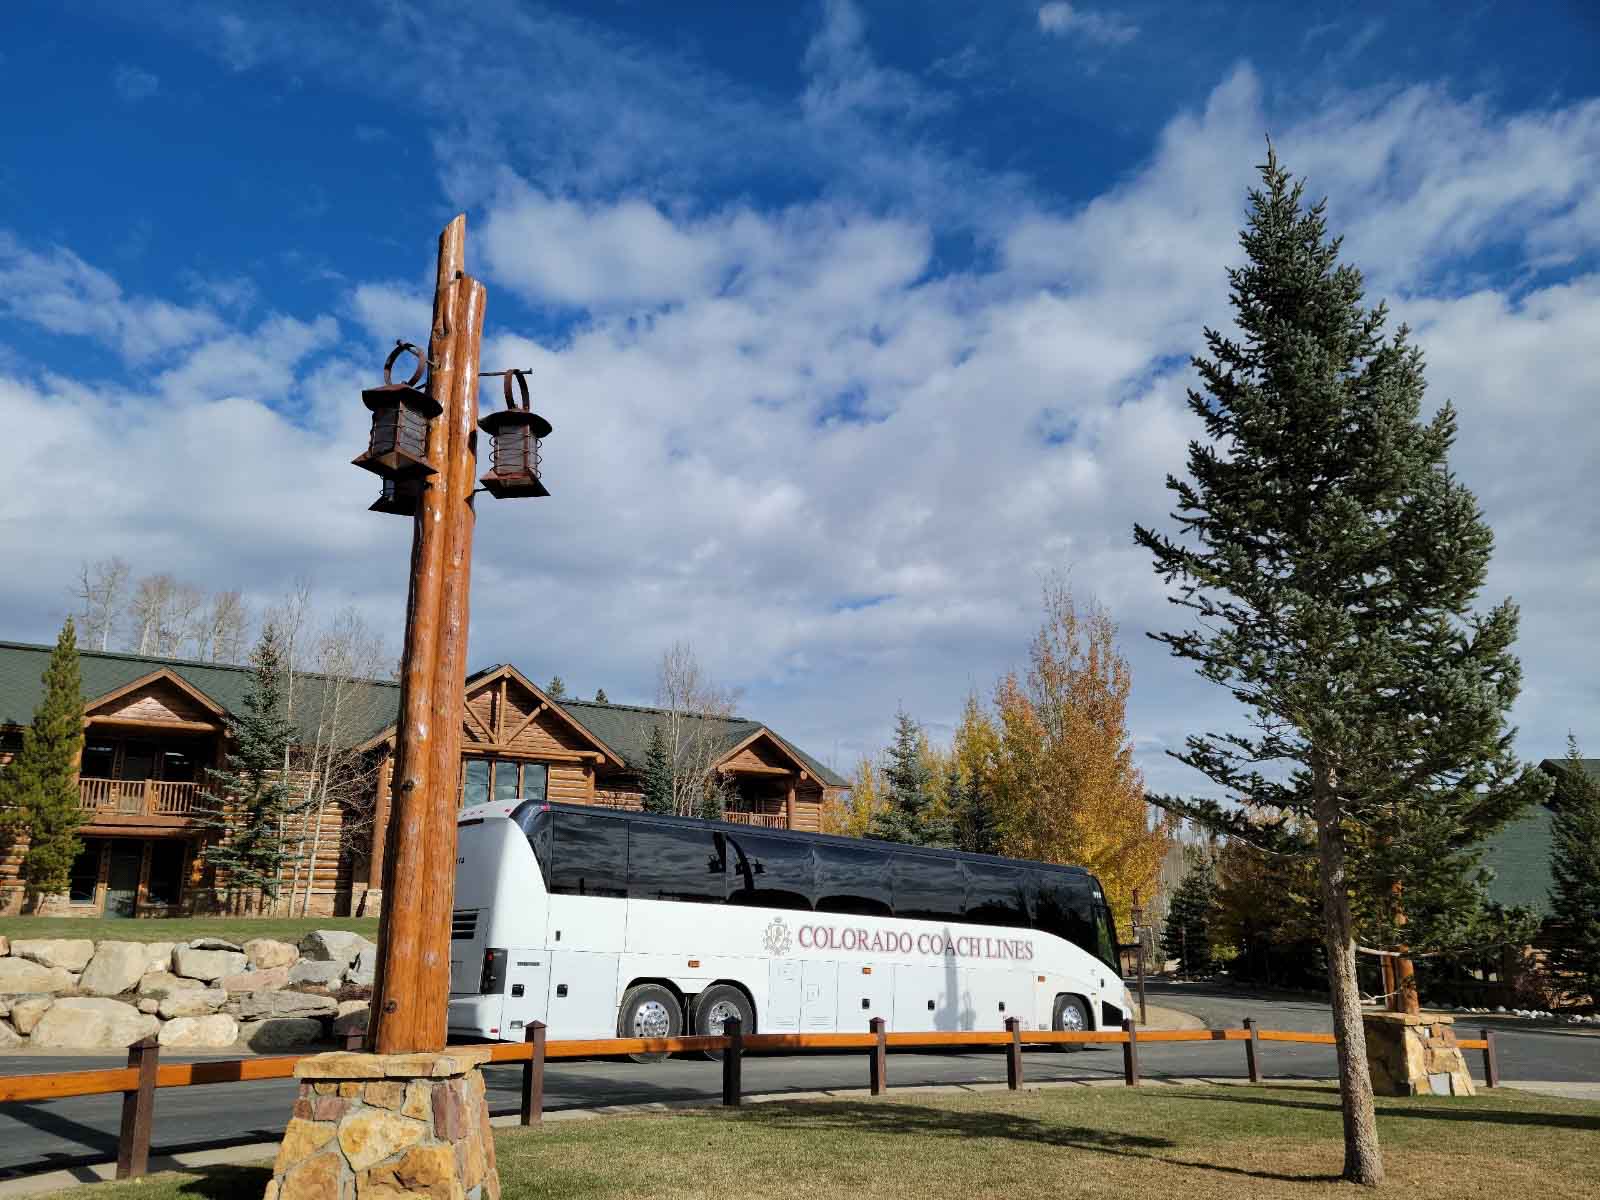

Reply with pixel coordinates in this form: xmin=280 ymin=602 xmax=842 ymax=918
xmin=618 ymin=983 xmax=683 ymax=1063
xmin=691 ymin=984 xmax=754 ymax=1059
xmin=1053 ymin=994 xmax=1091 ymax=1052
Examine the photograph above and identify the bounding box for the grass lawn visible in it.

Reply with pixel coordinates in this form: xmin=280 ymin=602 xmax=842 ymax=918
xmin=45 ymin=1083 xmax=1600 ymax=1200
xmin=0 ymin=916 xmax=377 ymax=944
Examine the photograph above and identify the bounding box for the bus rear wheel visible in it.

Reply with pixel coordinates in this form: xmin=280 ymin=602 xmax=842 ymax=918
xmin=692 ymin=984 xmax=754 ymax=1060
xmin=619 ymin=983 xmax=683 ymax=1063
xmin=1053 ymin=994 xmax=1091 ymax=1053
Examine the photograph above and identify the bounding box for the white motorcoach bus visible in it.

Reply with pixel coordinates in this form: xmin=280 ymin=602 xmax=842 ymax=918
xmin=447 ymin=800 xmax=1132 ymax=1049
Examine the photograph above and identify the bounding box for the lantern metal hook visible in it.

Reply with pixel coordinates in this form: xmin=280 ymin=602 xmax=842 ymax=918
xmin=385 ymin=341 xmax=427 ymax=389
xmin=502 ymin=368 xmax=531 ymax=412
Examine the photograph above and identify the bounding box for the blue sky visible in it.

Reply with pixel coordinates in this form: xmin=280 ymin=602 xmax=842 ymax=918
xmin=2 ymin=1 xmax=1597 ymax=794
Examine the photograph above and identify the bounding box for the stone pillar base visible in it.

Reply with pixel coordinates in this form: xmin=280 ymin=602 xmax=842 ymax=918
xmin=1363 ymin=1012 xmax=1475 ymax=1097
xmin=264 ymin=1050 xmax=499 ymax=1200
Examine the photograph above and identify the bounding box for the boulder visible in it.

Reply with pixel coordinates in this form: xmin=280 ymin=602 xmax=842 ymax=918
xmin=288 ymin=961 xmax=344 ymax=989
xmin=188 ymin=937 xmax=244 ymax=952
xmin=172 ymin=947 xmax=248 ymax=982
xmin=238 ymin=990 xmax=339 ymax=1020
xmin=299 ymin=930 xmax=375 ymax=966
xmin=78 ymin=942 xmax=151 ymax=997
xmin=0 ymin=1020 xmax=22 ymax=1049
xmin=139 ymin=970 xmax=204 ymax=998
xmin=11 ymin=995 xmax=53 ymax=1035
xmin=0 ymin=957 xmax=76 ymax=994
xmin=344 ymin=948 xmax=376 ymax=989
xmin=11 ymin=939 xmax=95 ymax=972
xmin=158 ymin=988 xmax=228 ymax=1018
xmin=332 ymin=1001 xmax=370 ymax=1036
xmin=243 ymin=938 xmax=299 ymax=971
xmin=159 ymin=1014 xmax=239 ymax=1049
xmin=240 ymin=1017 xmax=325 ymax=1050
xmin=143 ymin=942 xmax=177 ymax=974
xmin=30 ymin=998 xmax=159 ymax=1049
xmin=220 ymin=965 xmax=290 ymax=993
xmin=137 ymin=998 xmax=160 ymax=1015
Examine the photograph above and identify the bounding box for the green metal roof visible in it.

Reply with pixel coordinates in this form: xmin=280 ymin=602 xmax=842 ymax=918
xmin=0 ymin=641 xmax=848 ymax=786
xmin=1479 ymin=757 xmax=1600 ymax=916
xmin=0 ymin=640 xmax=400 ymax=746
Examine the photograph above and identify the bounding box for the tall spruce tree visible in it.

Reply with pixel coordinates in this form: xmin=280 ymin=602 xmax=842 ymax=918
xmin=545 ymin=676 xmax=567 ymax=700
xmin=198 ymin=625 xmax=300 ymax=911
xmin=642 ymin=725 xmax=674 ymax=815
xmin=1133 ymin=147 xmax=1545 ymax=1186
xmin=950 ymin=761 xmax=1001 ymax=855
xmin=1549 ymin=736 xmax=1600 ymax=1001
xmin=868 ymin=710 xmax=950 ymax=847
xmin=1160 ymin=856 xmax=1217 ymax=976
xmin=2 ymin=620 xmax=85 ymax=907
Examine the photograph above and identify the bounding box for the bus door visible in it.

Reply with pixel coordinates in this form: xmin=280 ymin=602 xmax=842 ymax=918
xmin=501 ymin=953 xmax=551 ymax=1037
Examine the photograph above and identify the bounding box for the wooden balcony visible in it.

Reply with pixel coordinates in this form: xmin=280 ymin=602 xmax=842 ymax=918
xmin=79 ymin=777 xmax=201 ymax=830
xmin=721 ymin=810 xmax=787 ymax=829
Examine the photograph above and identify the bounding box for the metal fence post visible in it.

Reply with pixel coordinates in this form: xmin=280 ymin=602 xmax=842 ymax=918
xmin=1121 ymin=1018 xmax=1139 ymax=1087
xmin=869 ymin=1016 xmax=887 ymax=1096
xmin=520 ymin=1022 xmax=546 ymax=1125
xmin=722 ymin=1017 xmax=743 ymax=1107
xmin=1481 ymin=1027 xmax=1499 ymax=1089
xmin=1005 ymin=1017 xmax=1023 ymax=1090
xmin=1244 ymin=1017 xmax=1261 ymax=1084
xmin=116 ymin=1036 xmax=159 ymax=1180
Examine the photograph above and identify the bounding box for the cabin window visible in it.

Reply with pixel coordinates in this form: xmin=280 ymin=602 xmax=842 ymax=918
xmin=81 ymin=740 xmax=116 ymax=779
xmin=627 ymin=824 xmax=727 ymax=903
xmin=891 ymin=854 xmax=964 ymax=922
xmin=68 ymin=840 xmax=105 ymax=904
xmin=462 ymin=759 xmax=490 ymax=808
xmin=813 ymin=844 xmax=893 ymax=916
xmin=147 ymin=840 xmax=187 ymax=906
xmin=463 ymin=757 xmax=549 ymax=807
xmin=549 ymin=811 xmax=627 ymax=897
xmin=728 ymin=833 xmax=814 ymax=910
xmin=520 ymin=763 xmax=548 ymax=803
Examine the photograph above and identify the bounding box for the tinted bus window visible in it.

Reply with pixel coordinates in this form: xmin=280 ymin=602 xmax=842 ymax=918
xmin=549 ymin=812 xmax=627 ymax=897
xmin=814 ymin=844 xmax=893 ymax=916
xmin=628 ymin=824 xmax=727 ymax=903
xmin=728 ymin=834 xmax=813 ymax=910
xmin=963 ymin=861 xmax=1029 ymax=928
xmin=891 ymin=854 xmax=964 ymax=922
xmin=1031 ymin=869 xmax=1094 ymax=952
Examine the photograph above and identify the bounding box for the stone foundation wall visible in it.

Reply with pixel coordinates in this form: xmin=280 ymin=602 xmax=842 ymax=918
xmin=1364 ymin=1011 xmax=1475 ymax=1097
xmin=0 ymin=930 xmax=376 ymax=1051
xmin=266 ymin=1051 xmax=498 ymax=1200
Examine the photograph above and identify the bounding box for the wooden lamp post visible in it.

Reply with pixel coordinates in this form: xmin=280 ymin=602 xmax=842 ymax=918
xmin=261 ymin=216 xmax=549 ymax=1200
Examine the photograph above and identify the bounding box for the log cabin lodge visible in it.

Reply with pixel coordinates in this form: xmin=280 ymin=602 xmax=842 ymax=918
xmin=0 ymin=641 xmax=847 ymax=918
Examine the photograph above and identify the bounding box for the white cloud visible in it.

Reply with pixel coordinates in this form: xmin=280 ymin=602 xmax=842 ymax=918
xmin=1037 ymin=3 xmax=1140 ymax=47
xmin=112 ymin=65 xmax=160 ymax=102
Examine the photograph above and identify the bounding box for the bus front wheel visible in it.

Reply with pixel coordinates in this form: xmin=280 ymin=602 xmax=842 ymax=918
xmin=692 ymin=984 xmax=754 ymax=1060
xmin=1053 ymin=994 xmax=1091 ymax=1053
xmin=619 ymin=983 xmax=683 ymax=1063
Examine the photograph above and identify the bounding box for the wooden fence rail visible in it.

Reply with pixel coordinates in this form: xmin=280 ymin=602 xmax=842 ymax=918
xmin=0 ymin=1021 xmax=1502 ymax=1182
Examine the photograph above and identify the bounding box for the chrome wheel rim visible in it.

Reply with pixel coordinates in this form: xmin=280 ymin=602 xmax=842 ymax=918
xmin=705 ymin=999 xmax=742 ymax=1034
xmin=1059 ymin=1003 xmax=1086 ymax=1032
xmin=633 ymin=1000 xmax=672 ymax=1038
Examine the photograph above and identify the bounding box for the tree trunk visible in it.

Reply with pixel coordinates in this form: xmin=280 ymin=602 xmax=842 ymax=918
xmin=1314 ymin=773 xmax=1385 ymax=1187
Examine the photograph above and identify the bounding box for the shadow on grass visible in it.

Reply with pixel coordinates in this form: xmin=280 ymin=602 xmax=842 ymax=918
xmin=727 ymin=1100 xmax=1343 ymax=1184
xmin=146 ymin=1164 xmax=273 ymax=1200
xmin=1143 ymin=1088 xmax=1600 ymax=1132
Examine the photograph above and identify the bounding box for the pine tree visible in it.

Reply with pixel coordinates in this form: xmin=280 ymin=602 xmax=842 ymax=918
xmin=1 ymin=620 xmax=85 ymax=907
xmin=545 ymin=676 xmax=567 ymax=700
xmin=594 ymin=688 xmax=609 ymax=704
xmin=1160 ymin=856 xmax=1217 ymax=976
xmin=642 ymin=725 xmax=674 ymax=815
xmin=197 ymin=625 xmax=300 ymax=911
xmin=1133 ymin=147 xmax=1547 ymax=1185
xmin=1213 ymin=833 xmax=1324 ymax=989
xmin=1549 ymin=736 xmax=1600 ymax=1002
xmin=868 ymin=710 xmax=950 ymax=846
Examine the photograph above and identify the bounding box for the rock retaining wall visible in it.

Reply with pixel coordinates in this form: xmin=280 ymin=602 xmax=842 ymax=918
xmin=0 ymin=932 xmax=374 ymax=1051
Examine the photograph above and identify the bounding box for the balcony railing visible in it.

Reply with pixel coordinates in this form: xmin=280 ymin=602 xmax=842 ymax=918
xmin=721 ymin=810 xmax=787 ymax=829
xmin=79 ymin=778 xmax=200 ymax=818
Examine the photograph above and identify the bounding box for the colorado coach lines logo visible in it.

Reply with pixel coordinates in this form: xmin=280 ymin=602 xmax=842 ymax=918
xmin=762 ymin=917 xmax=794 ymax=957
xmin=797 ymin=923 xmax=1035 ymax=961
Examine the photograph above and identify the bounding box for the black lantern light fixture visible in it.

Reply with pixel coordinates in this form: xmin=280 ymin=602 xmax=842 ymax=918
xmin=353 ymin=341 xmax=440 ymax=480
xmin=369 ymin=476 xmax=424 ymax=516
xmin=478 ymin=369 xmax=552 ymax=499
